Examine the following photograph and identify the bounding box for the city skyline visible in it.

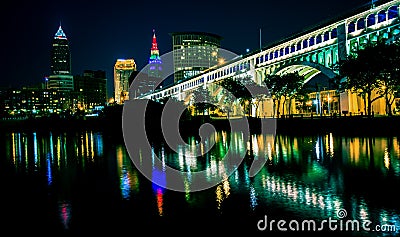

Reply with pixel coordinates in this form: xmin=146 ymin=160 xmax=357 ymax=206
xmin=3 ymin=0 xmax=371 ymax=98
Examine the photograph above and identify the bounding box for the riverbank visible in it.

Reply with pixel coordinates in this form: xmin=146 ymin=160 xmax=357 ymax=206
xmin=259 ymin=115 xmax=400 ymax=136
xmin=181 ymin=115 xmax=400 ymax=136
xmin=1 ymin=114 xmax=400 ymax=137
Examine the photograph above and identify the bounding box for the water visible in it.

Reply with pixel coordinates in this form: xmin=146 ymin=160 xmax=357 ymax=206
xmin=1 ymin=129 xmax=399 ymax=236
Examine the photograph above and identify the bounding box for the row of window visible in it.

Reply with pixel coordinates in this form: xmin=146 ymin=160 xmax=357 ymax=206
xmin=349 ymin=6 xmax=399 ymax=33
xmin=256 ymin=29 xmax=337 ymax=66
xmin=207 ymin=63 xmax=250 ymax=82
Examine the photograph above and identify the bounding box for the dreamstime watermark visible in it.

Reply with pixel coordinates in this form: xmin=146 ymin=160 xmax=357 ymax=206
xmin=257 ymin=209 xmax=397 ymax=233
xmin=122 ymin=46 xmax=276 ymax=192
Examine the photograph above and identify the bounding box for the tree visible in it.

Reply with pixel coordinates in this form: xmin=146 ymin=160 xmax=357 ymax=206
xmin=218 ymin=75 xmax=269 ymax=117
xmin=337 ymin=40 xmax=400 ymax=116
xmin=375 ymin=41 xmax=400 ymax=115
xmin=264 ymin=74 xmax=286 ymax=117
xmin=218 ymin=76 xmax=250 ymax=117
xmin=282 ymin=73 xmax=306 ymax=116
xmin=191 ymin=86 xmax=217 ymax=116
xmin=293 ymin=84 xmax=312 ymax=115
xmin=242 ymin=76 xmax=269 ymax=117
xmin=337 ymin=42 xmax=383 ymax=116
xmin=264 ymin=72 xmax=305 ymax=117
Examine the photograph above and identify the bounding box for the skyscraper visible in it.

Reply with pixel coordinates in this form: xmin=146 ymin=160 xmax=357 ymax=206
xmin=48 ymin=24 xmax=74 ymax=91
xmin=170 ymin=32 xmax=222 ymax=83
xmin=114 ymin=59 xmax=136 ymax=104
xmin=148 ymin=29 xmax=162 ymax=78
xmin=132 ymin=29 xmax=163 ymax=97
xmin=74 ymin=70 xmax=107 ymax=111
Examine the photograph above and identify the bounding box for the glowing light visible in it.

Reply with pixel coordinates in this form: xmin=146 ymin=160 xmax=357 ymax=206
xmin=222 ymin=177 xmax=230 ymax=197
xmin=49 ymin=132 xmax=54 ymax=161
xmin=85 ymin=132 xmax=89 ymax=158
xmin=267 ymin=142 xmax=273 ymax=161
xmin=47 ymin=154 xmax=52 ymax=186
xmin=33 ymin=132 xmax=38 ymax=170
xmin=250 ymin=185 xmax=258 ymax=211
xmin=57 ymin=135 xmax=61 ymax=168
xmin=152 ymin=168 xmax=166 ymax=191
xmin=54 ymin=25 xmax=67 ymax=40
xmin=18 ymin=133 xmax=22 ymax=165
xmin=329 ymin=133 xmax=334 ymax=157
xmin=156 ymin=188 xmax=164 ymax=216
xmin=58 ymin=202 xmax=71 ymax=229
xmin=90 ymin=132 xmax=94 ymax=160
xmin=11 ymin=133 xmax=16 ymax=166
xmin=384 ymin=147 xmax=390 ymax=169
xmin=96 ymin=133 xmax=103 ymax=157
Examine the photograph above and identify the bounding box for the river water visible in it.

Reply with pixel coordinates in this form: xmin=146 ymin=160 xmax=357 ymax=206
xmin=1 ymin=129 xmax=399 ymax=236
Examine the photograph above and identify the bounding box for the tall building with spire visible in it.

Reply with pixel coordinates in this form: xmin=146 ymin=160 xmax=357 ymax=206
xmin=48 ymin=24 xmax=74 ymax=91
xmin=133 ymin=29 xmax=162 ymax=98
xmin=148 ymin=29 xmax=162 ymax=78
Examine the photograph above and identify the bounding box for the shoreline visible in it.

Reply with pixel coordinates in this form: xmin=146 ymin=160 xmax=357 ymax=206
xmin=1 ymin=115 xmax=399 ymax=137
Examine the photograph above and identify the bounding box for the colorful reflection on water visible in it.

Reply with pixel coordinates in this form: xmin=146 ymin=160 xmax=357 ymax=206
xmin=1 ymin=130 xmax=399 ymax=236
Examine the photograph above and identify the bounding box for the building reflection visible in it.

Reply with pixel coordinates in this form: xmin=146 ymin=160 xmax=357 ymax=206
xmin=116 ymin=144 xmax=139 ymax=200
xmin=215 ymin=174 xmax=231 ymax=211
xmin=3 ymin=130 xmax=399 ymax=234
xmin=341 ymin=136 xmax=400 ymax=176
xmin=152 ymin=168 xmax=166 ymax=216
xmin=5 ymin=131 xmax=108 ymax=230
xmin=58 ymin=201 xmax=72 ymax=230
xmin=146 ymin=130 xmax=399 ymax=230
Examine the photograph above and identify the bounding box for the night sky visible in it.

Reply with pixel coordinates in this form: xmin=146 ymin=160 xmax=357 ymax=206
xmin=2 ymin=0 xmax=371 ymax=98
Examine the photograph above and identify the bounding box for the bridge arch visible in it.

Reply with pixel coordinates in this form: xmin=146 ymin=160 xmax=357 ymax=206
xmin=272 ymin=61 xmax=337 ymax=84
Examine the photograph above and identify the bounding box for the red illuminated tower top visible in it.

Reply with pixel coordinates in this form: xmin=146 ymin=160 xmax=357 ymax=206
xmin=151 ymin=29 xmax=159 ymax=52
xmin=148 ymin=29 xmax=162 ymax=78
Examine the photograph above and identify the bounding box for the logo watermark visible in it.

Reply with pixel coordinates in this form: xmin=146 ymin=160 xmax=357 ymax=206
xmin=122 ymin=46 xmax=276 ymax=192
xmin=257 ymin=209 xmax=397 ymax=233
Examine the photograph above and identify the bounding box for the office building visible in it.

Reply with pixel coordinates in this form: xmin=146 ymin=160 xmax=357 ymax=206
xmin=170 ymin=32 xmax=222 ymax=83
xmin=114 ymin=59 xmax=136 ymax=104
xmin=74 ymin=70 xmax=107 ymax=111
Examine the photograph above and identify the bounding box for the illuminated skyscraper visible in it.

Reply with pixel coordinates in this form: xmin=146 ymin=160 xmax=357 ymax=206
xmin=48 ymin=24 xmax=74 ymax=91
xmin=148 ymin=29 xmax=162 ymax=78
xmin=170 ymin=32 xmax=222 ymax=83
xmin=51 ymin=24 xmax=71 ymax=75
xmin=114 ymin=59 xmax=136 ymax=104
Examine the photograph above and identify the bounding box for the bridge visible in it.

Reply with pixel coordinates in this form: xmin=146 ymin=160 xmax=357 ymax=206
xmin=134 ymin=0 xmax=400 ymax=117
